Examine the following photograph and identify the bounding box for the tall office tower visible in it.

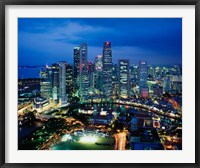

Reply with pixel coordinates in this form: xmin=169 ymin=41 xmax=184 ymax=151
xmin=102 ymin=41 xmax=113 ymax=99
xmin=155 ymin=66 xmax=161 ymax=77
xmin=46 ymin=65 xmax=52 ymax=98
xmin=59 ymin=61 xmax=67 ymax=106
xmin=80 ymin=69 xmax=90 ymax=100
xmin=46 ymin=66 xmax=52 ymax=78
xmin=79 ymin=42 xmax=89 ymax=100
xmin=118 ymin=59 xmax=130 ymax=98
xmin=112 ymin=64 xmax=118 ymax=83
xmin=94 ymin=55 xmax=103 ymax=90
xmin=130 ymin=65 xmax=138 ymax=86
xmin=93 ymin=72 xmax=98 ymax=89
xmin=39 ymin=65 xmax=52 ymax=99
xmin=139 ymin=61 xmax=148 ymax=97
xmin=80 ymin=42 xmax=88 ymax=67
xmin=87 ymin=61 xmax=95 ymax=87
xmin=148 ymin=65 xmax=155 ymax=77
xmin=52 ymin=63 xmax=59 ymax=103
xmin=73 ymin=46 xmax=80 ymax=90
xmin=66 ymin=64 xmax=73 ymax=100
xmin=40 ymin=79 xmax=52 ymax=99
xmin=93 ymin=71 xmax=103 ymax=92
xmin=95 ymin=55 xmax=103 ymax=72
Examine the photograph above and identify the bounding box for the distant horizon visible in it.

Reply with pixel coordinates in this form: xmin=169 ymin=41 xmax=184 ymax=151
xmin=18 ymin=63 xmax=182 ymax=67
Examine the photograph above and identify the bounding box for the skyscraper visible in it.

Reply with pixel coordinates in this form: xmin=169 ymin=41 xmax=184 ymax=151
xmin=118 ymin=59 xmax=130 ymax=98
xmin=80 ymin=69 xmax=90 ymax=100
xmin=139 ymin=61 xmax=148 ymax=97
xmin=51 ymin=63 xmax=59 ymax=103
xmin=148 ymin=65 xmax=155 ymax=77
xmin=94 ymin=55 xmax=103 ymax=90
xmin=102 ymin=41 xmax=113 ymax=99
xmin=87 ymin=61 xmax=95 ymax=88
xmin=73 ymin=46 xmax=80 ymax=90
xmin=66 ymin=64 xmax=73 ymax=100
xmin=40 ymin=79 xmax=51 ymax=99
xmin=79 ymin=42 xmax=89 ymax=100
xmin=46 ymin=65 xmax=53 ymax=98
xmin=59 ymin=61 xmax=67 ymax=106
xmin=112 ymin=64 xmax=119 ymax=99
xmin=95 ymin=55 xmax=103 ymax=72
xmin=131 ymin=65 xmax=138 ymax=84
xmin=80 ymin=42 xmax=87 ymax=68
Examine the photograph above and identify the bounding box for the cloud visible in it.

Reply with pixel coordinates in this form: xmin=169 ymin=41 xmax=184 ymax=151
xmin=18 ymin=18 xmax=182 ymax=65
xmin=19 ymin=20 xmax=115 ymax=48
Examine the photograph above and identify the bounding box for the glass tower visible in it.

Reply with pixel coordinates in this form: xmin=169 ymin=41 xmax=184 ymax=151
xmin=51 ymin=63 xmax=59 ymax=103
xmin=40 ymin=79 xmax=51 ymax=99
xmin=59 ymin=61 xmax=67 ymax=106
xmin=73 ymin=46 xmax=80 ymax=90
xmin=139 ymin=60 xmax=148 ymax=97
xmin=118 ymin=59 xmax=130 ymax=98
xmin=66 ymin=64 xmax=73 ymax=100
xmin=102 ymin=41 xmax=113 ymax=100
xmin=94 ymin=55 xmax=103 ymax=91
xmin=79 ymin=42 xmax=89 ymax=100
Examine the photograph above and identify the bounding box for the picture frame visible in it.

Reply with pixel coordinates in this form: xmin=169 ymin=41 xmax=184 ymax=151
xmin=0 ymin=0 xmax=200 ymax=167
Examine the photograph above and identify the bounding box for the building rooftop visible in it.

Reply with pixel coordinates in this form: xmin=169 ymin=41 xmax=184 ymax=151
xmin=130 ymin=127 xmax=161 ymax=143
xmin=130 ymin=127 xmax=164 ymax=150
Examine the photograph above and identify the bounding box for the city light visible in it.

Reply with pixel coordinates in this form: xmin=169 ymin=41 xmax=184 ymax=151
xmin=18 ymin=18 xmax=182 ymax=151
xmin=61 ymin=134 xmax=72 ymax=141
xmin=114 ymin=132 xmax=126 ymax=150
xmin=79 ymin=136 xmax=98 ymax=143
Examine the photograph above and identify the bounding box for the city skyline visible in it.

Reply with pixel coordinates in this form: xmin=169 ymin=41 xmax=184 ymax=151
xmin=18 ymin=18 xmax=182 ymax=66
xmin=18 ymin=18 xmax=182 ymax=151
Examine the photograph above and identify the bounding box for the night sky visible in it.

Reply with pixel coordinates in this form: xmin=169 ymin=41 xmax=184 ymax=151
xmin=18 ymin=18 xmax=182 ymax=66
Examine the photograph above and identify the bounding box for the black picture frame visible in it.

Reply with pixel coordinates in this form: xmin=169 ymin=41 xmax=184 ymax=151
xmin=0 ymin=0 xmax=199 ymax=168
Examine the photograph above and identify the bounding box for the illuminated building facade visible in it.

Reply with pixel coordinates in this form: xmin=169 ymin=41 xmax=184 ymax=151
xmin=139 ymin=61 xmax=148 ymax=97
xmin=95 ymin=55 xmax=103 ymax=72
xmin=94 ymin=55 xmax=103 ymax=90
xmin=40 ymin=79 xmax=52 ymax=99
xmin=102 ymin=41 xmax=113 ymax=99
xmin=118 ymin=59 xmax=130 ymax=98
xmin=73 ymin=46 xmax=80 ymax=90
xmin=80 ymin=43 xmax=89 ymax=100
xmin=112 ymin=64 xmax=119 ymax=99
xmin=66 ymin=64 xmax=73 ymax=100
xmin=80 ymin=70 xmax=90 ymax=100
xmin=59 ymin=61 xmax=67 ymax=106
xmin=32 ymin=97 xmax=49 ymax=113
xmin=51 ymin=63 xmax=59 ymax=103
xmin=148 ymin=65 xmax=155 ymax=77
xmin=87 ymin=61 xmax=95 ymax=87
xmin=131 ymin=65 xmax=138 ymax=84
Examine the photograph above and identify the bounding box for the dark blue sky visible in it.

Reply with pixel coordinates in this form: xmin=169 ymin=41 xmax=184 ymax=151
xmin=18 ymin=18 xmax=182 ymax=66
